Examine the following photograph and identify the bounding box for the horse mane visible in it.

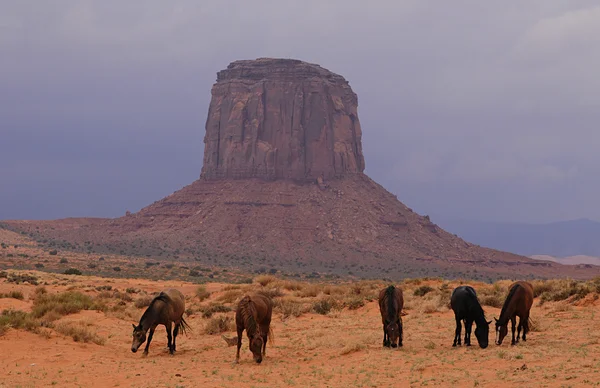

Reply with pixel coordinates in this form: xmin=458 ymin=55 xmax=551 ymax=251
xmin=385 ymin=285 xmax=397 ymax=323
xmin=465 ymin=287 xmax=487 ymax=322
xmin=498 ymin=283 xmax=520 ymax=323
xmin=139 ymin=292 xmax=170 ymax=327
xmin=239 ymin=296 xmax=258 ymax=336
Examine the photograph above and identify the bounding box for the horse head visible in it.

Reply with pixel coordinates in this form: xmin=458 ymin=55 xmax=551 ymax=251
xmin=385 ymin=320 xmax=400 ymax=348
xmin=249 ymin=332 xmax=264 ymax=363
xmin=494 ymin=317 xmax=508 ymax=345
xmin=474 ymin=320 xmax=492 ymax=349
xmin=131 ymin=323 xmax=147 ymax=353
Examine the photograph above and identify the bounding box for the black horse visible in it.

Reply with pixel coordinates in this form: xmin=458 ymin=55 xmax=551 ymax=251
xmin=450 ymin=286 xmax=491 ymax=348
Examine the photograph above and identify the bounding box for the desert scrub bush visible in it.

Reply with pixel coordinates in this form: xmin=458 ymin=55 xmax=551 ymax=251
xmin=277 ymin=280 xmax=303 ymax=291
xmin=59 ymin=258 xmax=68 ymax=264
xmin=343 ymin=296 xmax=365 ymax=310
xmin=54 ymin=322 xmax=105 ymax=345
xmin=296 ymin=284 xmax=321 ymax=298
xmin=274 ymin=298 xmax=309 ymax=319
xmin=134 ymin=295 xmax=154 ymax=309
xmin=414 ymin=285 xmax=434 ymax=297
xmin=0 ymin=291 xmax=24 ymax=300
xmin=257 ymin=287 xmax=284 ymax=299
xmin=49 ymin=250 xmax=58 ymax=256
xmin=480 ymin=294 xmax=503 ymax=308
xmin=312 ymin=297 xmax=338 ymax=315
xmin=340 ymin=341 xmax=366 ymax=355
xmin=539 ymin=280 xmax=592 ymax=304
xmin=217 ymin=289 xmax=243 ymax=304
xmin=0 ymin=309 xmax=41 ymax=336
xmin=87 ymin=263 xmax=97 ymax=269
xmin=200 ymin=303 xmax=231 ymax=318
xmin=254 ymin=275 xmax=277 ymax=287
xmin=112 ymin=267 xmax=121 ymax=272
xmin=195 ymin=285 xmax=211 ymax=301
xmin=204 ymin=315 xmax=235 ymax=335
xmin=6 ymin=273 xmax=38 ymax=285
xmin=63 ymin=268 xmax=82 ymax=276
xmin=322 ymin=285 xmax=346 ymax=296
xmin=31 ymin=291 xmax=102 ymax=319
xmin=34 ymin=263 xmax=44 ymax=269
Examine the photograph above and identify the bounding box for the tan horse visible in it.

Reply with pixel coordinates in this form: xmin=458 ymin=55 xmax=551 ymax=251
xmin=378 ymin=285 xmax=404 ymax=347
xmin=495 ymin=281 xmax=534 ymax=346
xmin=131 ymin=288 xmax=190 ymax=355
xmin=235 ymin=293 xmax=273 ymax=364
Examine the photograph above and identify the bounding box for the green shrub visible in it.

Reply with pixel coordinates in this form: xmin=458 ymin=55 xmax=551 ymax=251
xmin=64 ymin=268 xmax=82 ymax=276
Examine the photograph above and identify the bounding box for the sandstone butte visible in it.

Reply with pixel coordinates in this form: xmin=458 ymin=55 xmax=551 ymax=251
xmin=3 ymin=58 xmax=599 ymax=280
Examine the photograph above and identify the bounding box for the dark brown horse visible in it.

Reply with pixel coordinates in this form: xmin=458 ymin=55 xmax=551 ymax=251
xmin=495 ymin=281 xmax=534 ymax=346
xmin=131 ymin=289 xmax=190 ymax=356
xmin=235 ymin=293 xmax=274 ymax=364
xmin=378 ymin=285 xmax=404 ymax=348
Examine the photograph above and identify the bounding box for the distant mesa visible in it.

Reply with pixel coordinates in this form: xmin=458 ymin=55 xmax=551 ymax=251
xmin=201 ymin=58 xmax=365 ymax=182
xmin=3 ymin=58 xmax=599 ymax=280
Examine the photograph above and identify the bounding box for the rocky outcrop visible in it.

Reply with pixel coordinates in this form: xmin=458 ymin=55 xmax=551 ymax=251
xmin=200 ymin=58 xmax=365 ymax=182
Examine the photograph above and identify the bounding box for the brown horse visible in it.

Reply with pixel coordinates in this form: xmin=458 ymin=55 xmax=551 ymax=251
xmin=131 ymin=289 xmax=190 ymax=356
xmin=495 ymin=281 xmax=534 ymax=346
xmin=378 ymin=285 xmax=404 ymax=348
xmin=235 ymin=293 xmax=273 ymax=364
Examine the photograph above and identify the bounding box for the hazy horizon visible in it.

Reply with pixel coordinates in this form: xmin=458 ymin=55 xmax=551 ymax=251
xmin=2 ymin=1 xmax=600 ymax=223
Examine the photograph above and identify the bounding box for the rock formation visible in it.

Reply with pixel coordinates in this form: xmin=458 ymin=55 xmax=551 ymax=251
xmin=200 ymin=58 xmax=365 ymax=182
xmin=6 ymin=58 xmax=599 ymax=281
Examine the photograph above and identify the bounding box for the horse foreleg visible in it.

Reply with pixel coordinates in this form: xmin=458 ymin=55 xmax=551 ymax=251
xmin=510 ymin=317 xmax=516 ymax=346
xmin=516 ymin=317 xmax=522 ymax=343
xmin=465 ymin=320 xmax=473 ymax=346
xmin=453 ymin=317 xmax=462 ymax=347
xmin=262 ymin=330 xmax=268 ymax=357
xmin=523 ymin=313 xmax=530 ymax=341
xmin=173 ymin=323 xmax=180 ymax=353
xmin=166 ymin=322 xmax=173 ymax=354
xmin=235 ymin=327 xmax=243 ymax=364
xmin=382 ymin=324 xmax=389 ymax=347
xmin=143 ymin=327 xmax=155 ymax=356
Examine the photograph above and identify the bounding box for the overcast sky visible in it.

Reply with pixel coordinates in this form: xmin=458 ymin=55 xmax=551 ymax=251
xmin=1 ymin=0 xmax=599 ymax=223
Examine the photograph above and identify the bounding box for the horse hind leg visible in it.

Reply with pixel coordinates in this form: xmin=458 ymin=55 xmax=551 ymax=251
xmin=165 ymin=322 xmax=173 ymax=354
xmin=398 ymin=318 xmax=403 ymax=347
xmin=465 ymin=320 xmax=473 ymax=346
xmin=172 ymin=322 xmax=180 ymax=353
xmin=383 ymin=324 xmax=390 ymax=347
xmin=516 ymin=317 xmax=522 ymax=343
xmin=523 ymin=313 xmax=530 ymax=341
xmin=453 ymin=317 xmax=462 ymax=347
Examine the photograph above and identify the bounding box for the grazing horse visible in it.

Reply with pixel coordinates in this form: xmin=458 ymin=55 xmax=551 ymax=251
xmin=378 ymin=285 xmax=404 ymax=348
xmin=495 ymin=281 xmax=534 ymax=346
xmin=450 ymin=286 xmax=491 ymax=348
xmin=235 ymin=293 xmax=274 ymax=364
xmin=131 ymin=289 xmax=190 ymax=356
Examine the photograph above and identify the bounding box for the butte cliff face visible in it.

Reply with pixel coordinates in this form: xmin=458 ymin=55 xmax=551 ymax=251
xmin=201 ymin=58 xmax=365 ymax=181
xmin=5 ymin=58 xmax=599 ymax=281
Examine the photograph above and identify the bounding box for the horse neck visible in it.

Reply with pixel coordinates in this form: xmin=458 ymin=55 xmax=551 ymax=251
xmin=243 ymin=302 xmax=259 ymax=336
xmin=498 ymin=287 xmax=519 ymax=325
xmin=386 ymin=293 xmax=397 ymax=322
xmin=139 ymin=305 xmax=159 ymax=332
xmin=469 ymin=296 xmax=487 ymax=326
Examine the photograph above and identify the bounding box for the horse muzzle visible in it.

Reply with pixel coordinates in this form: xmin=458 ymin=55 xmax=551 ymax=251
xmin=131 ymin=347 xmax=138 ymax=353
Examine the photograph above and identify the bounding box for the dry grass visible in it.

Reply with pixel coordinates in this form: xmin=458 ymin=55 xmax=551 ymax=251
xmin=200 ymin=303 xmax=232 ymax=318
xmin=340 ymin=341 xmax=366 ymax=355
xmin=54 ymin=322 xmax=105 ymax=345
xmin=217 ymin=289 xmax=244 ymax=304
xmin=134 ymin=295 xmax=153 ymax=309
xmin=296 ymin=284 xmax=321 ymax=298
xmin=254 ymin=275 xmax=277 ymax=287
xmin=204 ymin=316 xmax=235 ymax=335
xmin=0 ymin=309 xmax=41 ymax=336
xmin=0 ymin=290 xmax=24 ymax=300
xmin=195 ymin=285 xmax=211 ymax=302
xmin=31 ymin=291 xmax=103 ymax=319
xmin=274 ymin=297 xmax=310 ymax=319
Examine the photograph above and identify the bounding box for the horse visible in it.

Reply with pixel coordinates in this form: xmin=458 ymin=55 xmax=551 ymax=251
xmin=235 ymin=293 xmax=274 ymax=364
xmin=131 ymin=288 xmax=190 ymax=356
xmin=495 ymin=281 xmax=534 ymax=346
xmin=450 ymin=286 xmax=491 ymax=348
xmin=378 ymin=285 xmax=404 ymax=348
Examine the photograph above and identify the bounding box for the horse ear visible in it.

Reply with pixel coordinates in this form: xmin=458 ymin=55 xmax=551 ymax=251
xmin=132 ymin=323 xmax=136 ymax=330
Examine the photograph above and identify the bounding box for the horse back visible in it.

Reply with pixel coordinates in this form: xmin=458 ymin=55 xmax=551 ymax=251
xmin=511 ymin=281 xmax=534 ymax=313
xmin=162 ymin=288 xmax=185 ymax=321
xmin=378 ymin=286 xmax=403 ymax=322
xmin=250 ymin=293 xmax=273 ymax=323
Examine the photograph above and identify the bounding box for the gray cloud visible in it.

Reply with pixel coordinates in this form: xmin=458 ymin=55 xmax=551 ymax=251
xmin=1 ymin=0 xmax=599 ymax=223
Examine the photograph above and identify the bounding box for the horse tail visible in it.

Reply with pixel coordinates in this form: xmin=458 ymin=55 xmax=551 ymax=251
xmin=178 ymin=316 xmax=192 ymax=335
xmin=385 ymin=285 xmax=397 ymax=321
xmin=268 ymin=325 xmax=275 ymax=345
